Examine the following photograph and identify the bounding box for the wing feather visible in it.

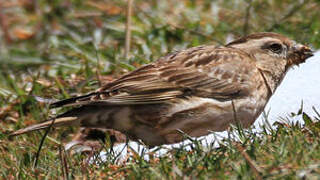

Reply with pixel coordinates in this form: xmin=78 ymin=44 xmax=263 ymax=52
xmin=51 ymin=46 xmax=254 ymax=108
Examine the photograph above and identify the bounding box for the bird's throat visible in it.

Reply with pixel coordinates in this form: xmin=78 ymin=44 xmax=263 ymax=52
xmin=257 ymin=67 xmax=287 ymax=97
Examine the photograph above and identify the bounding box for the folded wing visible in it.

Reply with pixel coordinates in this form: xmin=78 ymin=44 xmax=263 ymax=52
xmin=50 ymin=46 xmax=253 ymax=108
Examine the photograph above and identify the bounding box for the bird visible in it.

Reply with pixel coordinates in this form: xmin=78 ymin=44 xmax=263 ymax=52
xmin=11 ymin=32 xmax=313 ymax=147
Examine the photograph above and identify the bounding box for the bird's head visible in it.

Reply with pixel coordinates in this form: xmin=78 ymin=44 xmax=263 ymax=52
xmin=226 ymin=32 xmax=314 ymax=69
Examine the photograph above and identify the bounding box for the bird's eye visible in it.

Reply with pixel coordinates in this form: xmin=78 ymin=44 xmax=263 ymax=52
xmin=268 ymin=43 xmax=283 ymax=53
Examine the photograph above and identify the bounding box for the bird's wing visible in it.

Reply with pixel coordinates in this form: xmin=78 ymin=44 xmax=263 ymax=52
xmin=50 ymin=46 xmax=255 ymax=108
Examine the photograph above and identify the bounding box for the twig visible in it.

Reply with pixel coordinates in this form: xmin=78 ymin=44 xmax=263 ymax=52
xmin=235 ymin=143 xmax=263 ymax=180
xmin=33 ymin=118 xmax=56 ymax=168
xmin=124 ymin=0 xmax=134 ymax=60
xmin=72 ymin=12 xmax=103 ymax=18
xmin=95 ymin=48 xmax=102 ymax=86
xmin=59 ymin=145 xmax=69 ymax=180
xmin=243 ymin=0 xmax=252 ymax=35
xmin=267 ymin=0 xmax=309 ymax=31
xmin=0 ymin=4 xmax=12 ymax=44
xmin=312 ymin=106 xmax=320 ymax=120
xmin=231 ymin=100 xmax=243 ymax=135
xmin=231 ymin=100 xmax=238 ymax=124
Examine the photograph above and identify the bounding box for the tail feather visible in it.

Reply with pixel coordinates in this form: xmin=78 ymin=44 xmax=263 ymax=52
xmin=10 ymin=105 xmax=110 ymax=136
xmin=49 ymin=92 xmax=98 ymax=108
xmin=10 ymin=117 xmax=79 ymax=136
xmin=10 ymin=105 xmax=116 ymax=136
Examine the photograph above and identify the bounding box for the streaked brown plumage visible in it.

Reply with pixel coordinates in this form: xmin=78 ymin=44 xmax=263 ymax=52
xmin=11 ymin=32 xmax=313 ymax=147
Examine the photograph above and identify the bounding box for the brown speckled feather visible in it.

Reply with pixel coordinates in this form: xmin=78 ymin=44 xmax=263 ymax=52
xmin=51 ymin=46 xmax=254 ymax=107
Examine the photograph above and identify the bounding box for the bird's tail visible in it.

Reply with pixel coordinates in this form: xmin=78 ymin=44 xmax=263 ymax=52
xmin=10 ymin=105 xmax=115 ymax=136
xmin=9 ymin=106 xmax=93 ymax=136
xmin=10 ymin=116 xmax=79 ymax=136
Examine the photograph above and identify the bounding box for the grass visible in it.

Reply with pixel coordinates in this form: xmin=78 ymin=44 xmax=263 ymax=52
xmin=2 ymin=115 xmax=320 ymax=179
xmin=0 ymin=0 xmax=320 ymax=179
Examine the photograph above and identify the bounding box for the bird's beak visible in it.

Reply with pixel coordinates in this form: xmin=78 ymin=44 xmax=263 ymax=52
xmin=297 ymin=44 xmax=314 ymax=59
xmin=289 ymin=43 xmax=314 ymax=65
